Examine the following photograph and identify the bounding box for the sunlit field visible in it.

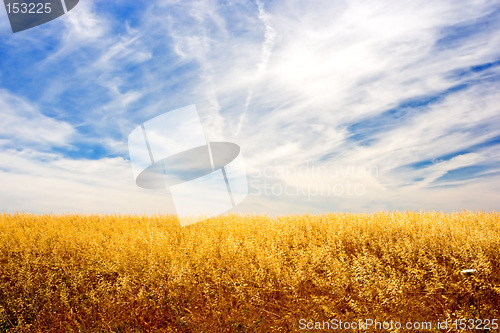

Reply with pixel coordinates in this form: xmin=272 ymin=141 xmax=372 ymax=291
xmin=0 ymin=212 xmax=499 ymax=332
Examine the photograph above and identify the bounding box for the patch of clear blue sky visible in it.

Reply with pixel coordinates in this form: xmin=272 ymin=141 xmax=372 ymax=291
xmin=434 ymin=165 xmax=500 ymax=183
xmin=448 ymin=59 xmax=500 ymax=80
xmin=52 ymin=141 xmax=109 ymax=160
xmin=0 ymin=30 xmax=61 ymax=99
xmin=406 ymin=135 xmax=500 ymax=170
xmin=93 ymin=0 xmax=144 ymax=32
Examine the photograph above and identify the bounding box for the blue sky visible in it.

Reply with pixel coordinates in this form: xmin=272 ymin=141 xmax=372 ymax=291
xmin=0 ymin=0 xmax=499 ymax=215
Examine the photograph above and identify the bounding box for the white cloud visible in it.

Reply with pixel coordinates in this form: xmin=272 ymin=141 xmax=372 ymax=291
xmin=235 ymin=0 xmax=277 ymax=136
xmin=351 ymin=82 xmax=500 ymax=171
xmin=0 ymin=148 xmax=174 ymax=214
xmin=56 ymin=0 xmax=108 ymax=55
xmin=0 ymin=90 xmax=75 ymax=148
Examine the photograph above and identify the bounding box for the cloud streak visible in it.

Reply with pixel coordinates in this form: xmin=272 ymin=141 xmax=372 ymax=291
xmin=0 ymin=90 xmax=75 ymax=148
xmin=235 ymin=0 xmax=277 ymax=136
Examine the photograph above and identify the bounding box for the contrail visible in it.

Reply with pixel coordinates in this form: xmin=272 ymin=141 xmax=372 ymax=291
xmin=234 ymin=0 xmax=276 ymax=137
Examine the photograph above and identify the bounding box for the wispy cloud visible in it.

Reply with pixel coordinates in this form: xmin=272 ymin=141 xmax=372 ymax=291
xmin=235 ymin=0 xmax=277 ymax=136
xmin=0 ymin=90 xmax=75 ymax=148
xmin=0 ymin=149 xmax=173 ymax=214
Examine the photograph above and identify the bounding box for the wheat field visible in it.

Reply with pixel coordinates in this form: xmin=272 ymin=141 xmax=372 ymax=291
xmin=0 ymin=212 xmax=499 ymax=332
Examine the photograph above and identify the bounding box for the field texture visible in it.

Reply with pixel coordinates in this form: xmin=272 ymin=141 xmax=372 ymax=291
xmin=0 ymin=212 xmax=499 ymax=332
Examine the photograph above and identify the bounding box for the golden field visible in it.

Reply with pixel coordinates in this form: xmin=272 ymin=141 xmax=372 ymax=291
xmin=0 ymin=212 xmax=499 ymax=332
